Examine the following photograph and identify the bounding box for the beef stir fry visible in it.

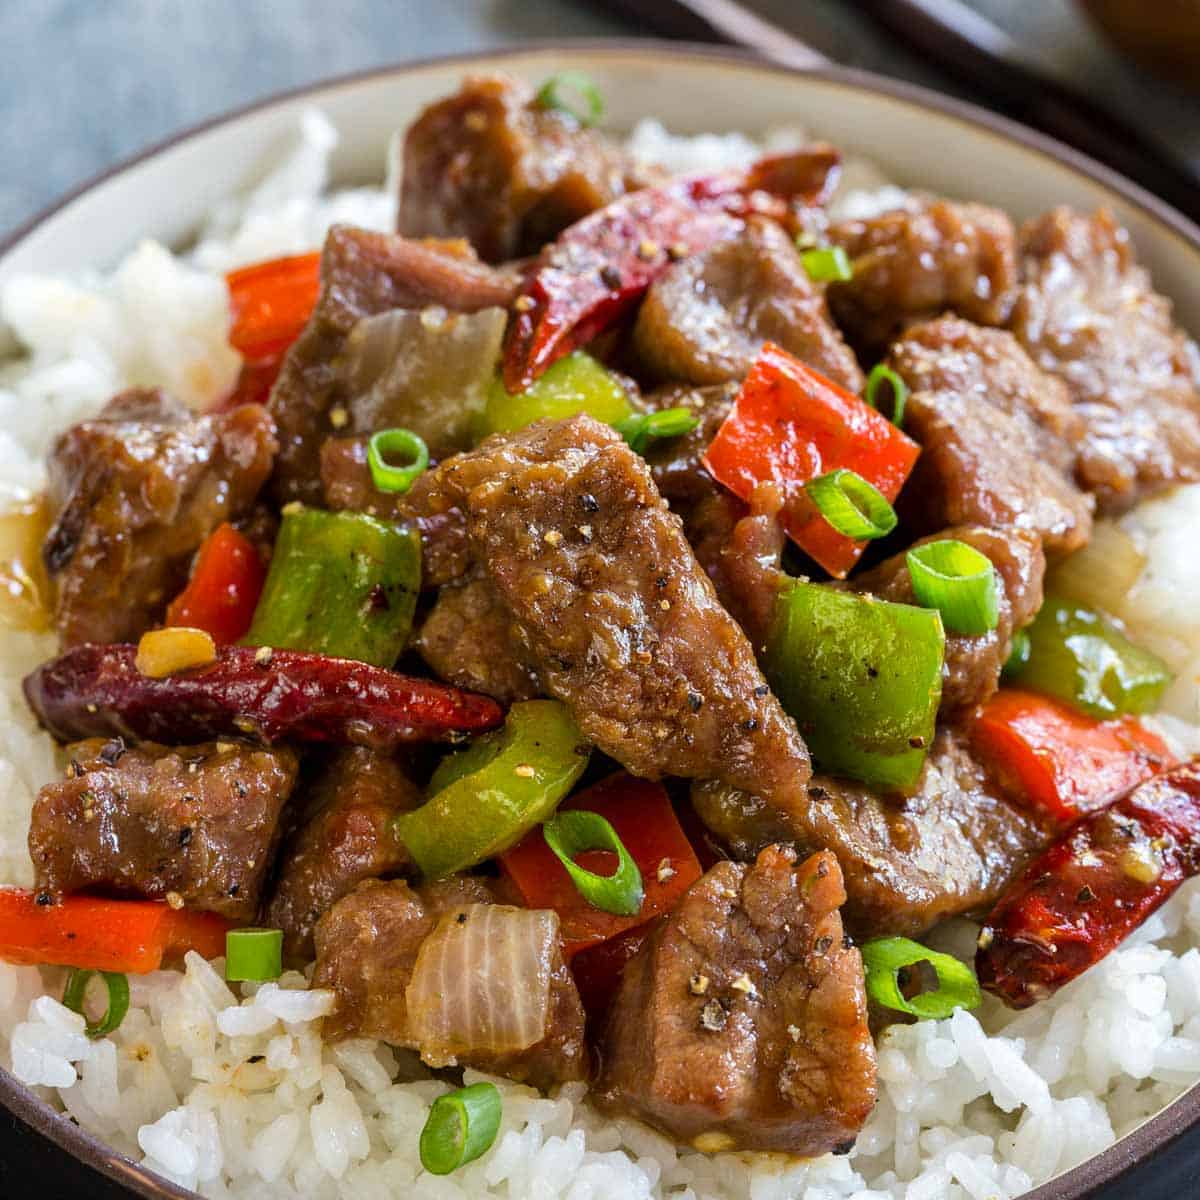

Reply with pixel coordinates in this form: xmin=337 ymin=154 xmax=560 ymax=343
xmin=10 ymin=72 xmax=1200 ymax=1170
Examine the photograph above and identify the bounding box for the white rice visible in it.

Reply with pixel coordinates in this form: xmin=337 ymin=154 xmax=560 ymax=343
xmin=0 ymin=110 xmax=1197 ymax=1200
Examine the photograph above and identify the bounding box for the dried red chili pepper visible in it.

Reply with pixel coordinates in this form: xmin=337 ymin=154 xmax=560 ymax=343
xmin=503 ymin=148 xmax=840 ymax=392
xmin=24 ymin=643 xmax=503 ymax=750
xmin=977 ymin=758 xmax=1200 ymax=1008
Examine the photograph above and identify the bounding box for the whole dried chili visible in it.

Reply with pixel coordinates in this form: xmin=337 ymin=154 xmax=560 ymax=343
xmin=24 ymin=643 xmax=503 ymax=750
xmin=977 ymin=758 xmax=1200 ymax=1008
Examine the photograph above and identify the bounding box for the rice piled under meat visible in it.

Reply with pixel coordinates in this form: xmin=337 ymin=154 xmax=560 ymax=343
xmin=0 ymin=111 xmax=1198 ymax=1200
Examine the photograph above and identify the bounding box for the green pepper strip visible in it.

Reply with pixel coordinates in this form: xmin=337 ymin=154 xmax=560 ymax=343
xmin=766 ymin=580 xmax=945 ymax=791
xmin=1006 ymin=593 xmax=1172 ymax=719
xmin=481 ymin=351 xmax=635 ymax=437
xmin=243 ymin=506 xmax=421 ymax=668
xmin=393 ymin=700 xmax=591 ymax=878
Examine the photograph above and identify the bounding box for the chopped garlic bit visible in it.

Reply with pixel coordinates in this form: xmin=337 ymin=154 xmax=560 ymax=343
xmin=730 ymin=972 xmax=757 ymax=998
xmin=688 ymin=972 xmax=709 ymax=995
xmin=135 ymin=626 xmax=217 ymax=679
xmin=787 ymin=1024 xmax=802 ymax=1043
xmin=513 ymin=763 xmax=536 ymax=779
xmin=165 ymin=891 xmax=185 ymax=910
xmin=656 ymin=857 xmax=676 ymax=883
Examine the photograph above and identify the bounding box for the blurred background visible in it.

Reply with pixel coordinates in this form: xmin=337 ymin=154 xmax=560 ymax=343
xmin=3 ymin=0 xmax=1200 ymax=239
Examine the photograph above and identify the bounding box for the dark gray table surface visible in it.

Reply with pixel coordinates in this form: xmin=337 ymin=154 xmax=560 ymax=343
xmin=3 ymin=1 xmax=1200 ymax=1197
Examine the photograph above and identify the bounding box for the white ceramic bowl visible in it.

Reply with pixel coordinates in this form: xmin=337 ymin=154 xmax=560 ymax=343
xmin=2 ymin=41 xmax=1198 ymax=1200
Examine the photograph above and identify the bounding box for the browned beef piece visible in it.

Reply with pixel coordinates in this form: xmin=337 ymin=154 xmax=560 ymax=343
xmin=642 ymin=382 xmax=737 ymax=506
xmin=319 ymin=436 xmax=470 ymax=587
xmin=684 ymin=486 xmax=785 ymax=651
xmin=313 ymin=878 xmax=587 ymax=1088
xmin=270 ymin=225 xmax=517 ymax=504
xmin=415 ymin=415 xmax=810 ymax=809
xmin=43 ymin=390 xmax=276 ymax=646
xmin=399 ymin=74 xmax=658 ymax=262
xmin=852 ymin=525 xmax=1045 ymax=717
xmin=596 ymin=846 xmax=875 ymax=1155
xmin=827 ymin=199 xmax=1018 ymax=352
xmin=264 ymin=748 xmax=420 ymax=963
xmin=887 ymin=318 xmax=1093 ymax=557
xmin=691 ymin=729 xmax=1051 ymax=938
xmin=415 ymin=575 xmax=539 ymax=704
xmin=1010 ymin=207 xmax=1200 ymax=512
xmin=29 ymin=737 xmax=297 ymax=920
xmin=632 ymin=217 xmax=864 ymax=391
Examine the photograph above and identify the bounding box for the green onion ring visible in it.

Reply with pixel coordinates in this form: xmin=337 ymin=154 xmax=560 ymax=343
xmin=799 ymin=245 xmax=853 ymax=283
xmin=616 ymin=406 xmax=701 ymax=456
xmin=367 ymin=428 xmax=430 ymax=496
xmin=62 ymin=968 xmax=130 ymax=1039
xmin=542 ymin=810 xmax=645 ymax=917
xmin=864 ymin=364 xmax=909 ymax=428
xmin=225 ymin=928 xmax=283 ymax=983
xmin=419 ymin=1081 xmax=503 ymax=1175
xmin=906 ymin=539 xmax=1000 ymax=636
xmin=534 ymin=71 xmax=605 ymax=126
xmin=860 ymin=936 xmax=981 ymax=1019
xmin=804 ymin=468 xmax=897 ymax=541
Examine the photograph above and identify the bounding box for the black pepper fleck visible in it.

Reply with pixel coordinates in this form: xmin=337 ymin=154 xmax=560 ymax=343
xmin=99 ymin=737 xmax=127 ymax=766
xmin=909 ymin=735 xmax=926 ymax=749
xmin=579 ymin=493 xmax=600 ymax=514
xmin=599 ymin=264 xmax=622 ymax=290
xmin=365 ymin=583 xmax=390 ymax=612
xmin=1077 ymin=885 xmax=1096 ymax=903
xmin=35 ymin=891 xmax=52 ymax=907
xmin=687 ymin=692 xmax=704 ymax=713
xmin=178 ymin=827 xmax=193 ymax=848
xmin=753 ymin=685 xmax=768 ymax=697
xmin=741 ymin=718 xmax=759 ymax=732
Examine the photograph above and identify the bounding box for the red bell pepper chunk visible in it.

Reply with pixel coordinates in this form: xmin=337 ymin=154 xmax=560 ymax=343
xmin=970 ymin=689 xmax=1173 ymax=826
xmin=0 ymin=890 xmax=231 ymax=974
xmin=499 ymin=772 xmax=702 ymax=958
xmin=219 ymin=252 xmax=321 ymax=410
xmin=978 ymin=758 xmax=1200 ymax=1008
xmin=703 ymin=342 xmax=921 ymax=578
xmin=165 ymin=523 xmax=266 ymax=644
xmin=226 ymin=252 xmax=321 ymax=362
xmin=570 ymin=920 xmax=657 ymax=1030
xmin=503 ymin=149 xmax=840 ymax=392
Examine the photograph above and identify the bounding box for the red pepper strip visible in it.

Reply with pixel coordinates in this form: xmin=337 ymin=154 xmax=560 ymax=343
xmin=570 ymin=920 xmax=658 ymax=1030
xmin=502 ymin=150 xmax=839 ymax=392
xmin=970 ymin=689 xmax=1173 ymax=826
xmin=703 ymin=343 xmax=921 ymax=578
xmin=499 ymin=772 xmax=702 ymax=958
xmin=226 ymin=252 xmax=321 ymax=362
xmin=165 ymin=523 xmax=266 ymax=644
xmin=23 ymin=644 xmax=504 ymax=750
xmin=977 ymin=758 xmax=1200 ymax=1009
xmin=0 ymin=889 xmax=231 ymax=973
xmin=219 ymin=252 xmax=321 ymax=411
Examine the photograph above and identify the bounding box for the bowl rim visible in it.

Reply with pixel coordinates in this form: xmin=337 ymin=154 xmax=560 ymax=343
xmin=1 ymin=37 xmax=1198 ymax=1200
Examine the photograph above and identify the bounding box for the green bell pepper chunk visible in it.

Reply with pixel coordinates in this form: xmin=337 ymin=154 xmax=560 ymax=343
xmin=1005 ymin=593 xmax=1172 ymax=719
xmin=394 ymin=700 xmax=591 ymax=878
xmin=243 ymin=507 xmax=420 ymax=668
xmin=480 ymin=351 xmax=635 ymax=436
xmin=766 ymin=580 xmax=945 ymax=791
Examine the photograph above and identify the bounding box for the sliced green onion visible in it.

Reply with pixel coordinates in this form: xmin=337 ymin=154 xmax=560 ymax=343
xmin=1003 ymin=628 xmax=1031 ymax=678
xmin=367 ymin=428 xmax=430 ymax=496
xmin=225 ymin=928 xmax=283 ymax=983
xmin=800 ymin=245 xmax=853 ymax=283
xmin=62 ymin=969 xmax=130 ymax=1039
xmin=616 ymin=407 xmax=701 ymax=456
xmin=861 ymin=936 xmax=981 ymax=1019
xmin=804 ymin=469 xmax=897 ymax=541
xmin=864 ymin=364 xmax=908 ymax=428
xmin=535 ymin=71 xmax=605 ymax=126
xmin=906 ymin=539 xmax=1000 ymax=636
xmin=419 ymin=1081 xmax=502 ymax=1175
xmin=542 ymin=810 xmax=644 ymax=917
